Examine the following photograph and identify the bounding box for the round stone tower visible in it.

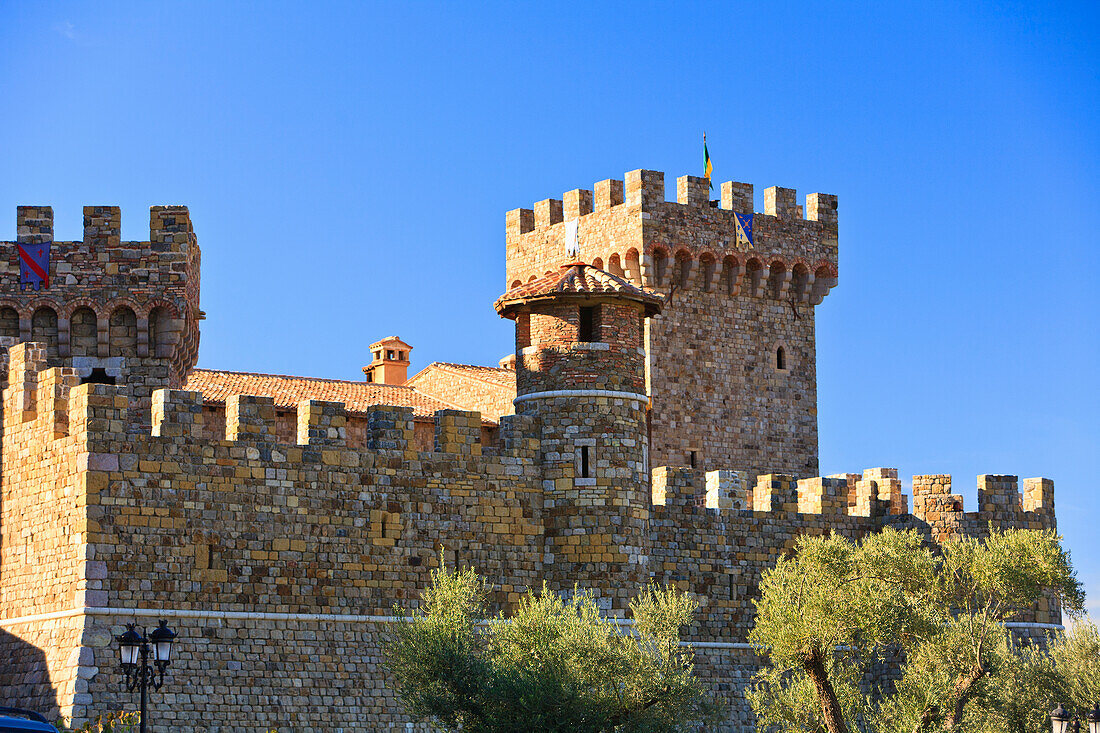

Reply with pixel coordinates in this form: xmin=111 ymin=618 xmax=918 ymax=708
xmin=495 ymin=261 xmax=663 ymax=611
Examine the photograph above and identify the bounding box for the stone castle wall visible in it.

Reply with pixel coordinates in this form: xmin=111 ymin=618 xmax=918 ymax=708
xmin=504 ymin=169 xmax=837 ymax=480
xmin=0 ymin=342 xmax=1059 ymax=729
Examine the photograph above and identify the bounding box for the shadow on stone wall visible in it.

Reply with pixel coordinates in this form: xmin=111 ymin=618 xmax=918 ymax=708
xmin=0 ymin=626 xmax=60 ymax=722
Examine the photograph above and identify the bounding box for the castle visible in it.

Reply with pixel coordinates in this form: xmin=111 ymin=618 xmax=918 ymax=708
xmin=0 ymin=171 xmax=1059 ymax=731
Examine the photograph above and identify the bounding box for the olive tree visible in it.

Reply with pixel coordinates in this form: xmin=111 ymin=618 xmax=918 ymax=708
xmin=386 ymin=560 xmax=720 ymax=733
xmin=748 ymin=527 xmax=1083 ymax=733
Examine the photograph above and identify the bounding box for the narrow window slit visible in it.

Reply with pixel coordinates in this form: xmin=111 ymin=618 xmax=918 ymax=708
xmin=579 ymin=306 xmax=597 ymax=343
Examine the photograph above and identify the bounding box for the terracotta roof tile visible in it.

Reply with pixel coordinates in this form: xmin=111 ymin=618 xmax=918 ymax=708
xmin=494 ymin=262 xmax=663 ymax=316
xmin=182 ymin=368 xmax=491 ymax=422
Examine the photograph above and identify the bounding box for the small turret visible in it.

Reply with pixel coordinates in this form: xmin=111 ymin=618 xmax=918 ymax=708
xmin=495 ymin=261 xmax=662 ymax=612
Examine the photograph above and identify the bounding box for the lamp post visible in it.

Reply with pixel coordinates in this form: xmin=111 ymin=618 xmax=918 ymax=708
xmin=117 ymin=619 xmax=177 ymax=733
xmin=1053 ymin=703 xmax=1100 ymax=733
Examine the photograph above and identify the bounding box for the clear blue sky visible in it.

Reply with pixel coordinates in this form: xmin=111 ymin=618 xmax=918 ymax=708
xmin=3 ymin=2 xmax=1098 ymax=612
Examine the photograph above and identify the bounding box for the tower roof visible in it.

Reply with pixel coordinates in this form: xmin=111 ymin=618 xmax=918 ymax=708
xmin=494 ymin=262 xmax=663 ymax=318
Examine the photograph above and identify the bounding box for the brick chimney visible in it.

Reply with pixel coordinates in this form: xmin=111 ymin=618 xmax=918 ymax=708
xmin=363 ymin=336 xmax=412 ymax=385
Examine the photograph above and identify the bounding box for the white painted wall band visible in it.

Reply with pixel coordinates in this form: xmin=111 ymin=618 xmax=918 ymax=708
xmin=513 ymin=389 xmax=648 ymax=406
xmin=0 ymin=607 xmax=1062 ymax=650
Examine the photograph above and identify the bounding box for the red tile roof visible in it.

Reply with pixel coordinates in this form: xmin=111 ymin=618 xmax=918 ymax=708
xmin=182 ymin=368 xmax=491 ymax=422
xmin=494 ymin=262 xmax=663 ymax=317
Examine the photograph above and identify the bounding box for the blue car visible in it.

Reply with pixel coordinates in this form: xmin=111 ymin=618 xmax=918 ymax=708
xmin=0 ymin=708 xmax=59 ymax=733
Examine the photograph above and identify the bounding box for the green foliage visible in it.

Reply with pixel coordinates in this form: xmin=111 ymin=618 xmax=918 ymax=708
xmin=386 ymin=558 xmax=720 ymax=733
xmin=747 ymin=527 xmax=1084 ymax=733
xmin=56 ymin=711 xmax=140 ymax=733
xmin=1050 ymin=619 xmax=1100 ymax=714
xmin=747 ymin=656 xmax=874 ymax=733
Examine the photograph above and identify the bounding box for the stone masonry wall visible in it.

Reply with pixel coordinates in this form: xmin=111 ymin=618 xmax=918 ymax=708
xmin=0 ymin=350 xmax=1062 ymax=729
xmin=0 ymin=361 xmax=546 ymax=724
xmin=404 ymin=365 xmax=516 ymax=421
xmin=0 ymin=343 xmax=98 ymax=721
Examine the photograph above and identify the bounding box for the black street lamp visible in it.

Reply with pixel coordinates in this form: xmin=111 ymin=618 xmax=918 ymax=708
xmin=1052 ymin=703 xmax=1100 ymax=733
xmin=116 ymin=619 xmax=177 ymax=733
xmin=1052 ymin=705 xmax=1071 ymax=733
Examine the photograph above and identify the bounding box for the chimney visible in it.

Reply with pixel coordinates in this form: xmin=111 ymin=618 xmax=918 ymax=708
xmin=363 ymin=336 xmax=412 ymax=385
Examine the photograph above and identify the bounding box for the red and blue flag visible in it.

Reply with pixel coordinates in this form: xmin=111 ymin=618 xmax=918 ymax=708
xmin=18 ymin=241 xmax=50 ymax=290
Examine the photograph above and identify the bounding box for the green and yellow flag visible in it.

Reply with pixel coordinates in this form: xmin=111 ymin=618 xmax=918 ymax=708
xmin=703 ymin=133 xmax=713 ymax=189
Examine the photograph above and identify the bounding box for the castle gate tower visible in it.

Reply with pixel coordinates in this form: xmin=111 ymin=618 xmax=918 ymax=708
xmin=495 ymin=262 xmax=663 ymax=611
xmin=505 ymin=171 xmax=838 ymax=480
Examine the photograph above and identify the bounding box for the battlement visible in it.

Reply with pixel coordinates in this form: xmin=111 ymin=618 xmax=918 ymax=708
xmin=3 ymin=354 xmax=535 ymax=462
xmin=645 ymin=462 xmax=1055 ymax=528
xmin=505 ymin=169 xmax=839 ymax=303
xmin=12 ymin=205 xmax=194 ymax=249
xmin=508 ymin=170 xmax=837 ymax=231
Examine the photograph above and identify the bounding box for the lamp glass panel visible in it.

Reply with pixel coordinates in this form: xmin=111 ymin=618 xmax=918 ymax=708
xmin=119 ymin=643 xmax=139 ymax=666
xmin=154 ymin=640 xmax=172 ymax=662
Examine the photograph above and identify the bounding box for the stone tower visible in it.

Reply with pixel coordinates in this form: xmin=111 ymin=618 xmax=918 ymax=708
xmin=0 ymin=206 xmax=202 ymax=425
xmin=495 ymin=262 xmax=663 ymax=611
xmin=505 ymin=170 xmax=838 ymax=481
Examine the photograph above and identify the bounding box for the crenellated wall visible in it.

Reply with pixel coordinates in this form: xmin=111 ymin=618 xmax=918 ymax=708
xmin=504 ymin=169 xmax=838 ymax=481
xmin=1 ymin=348 xmax=547 ymax=725
xmin=0 ymin=343 xmax=1060 ymax=730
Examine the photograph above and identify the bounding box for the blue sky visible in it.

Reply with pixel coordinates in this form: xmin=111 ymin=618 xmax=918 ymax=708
xmin=2 ymin=2 xmax=1098 ymax=611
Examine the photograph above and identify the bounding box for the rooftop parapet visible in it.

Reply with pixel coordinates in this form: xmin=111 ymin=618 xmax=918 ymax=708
xmin=507 ymin=169 xmax=839 ymax=234
xmin=652 ymin=466 xmax=699 ymax=509
xmin=8 ymin=205 xmax=197 ymax=255
xmin=296 ymin=399 xmax=346 ymax=447
xmin=797 ymin=476 xmax=848 ymax=516
xmin=434 ymin=409 xmax=483 ymax=456
xmin=753 ymin=474 xmax=799 ymax=512
xmin=152 ymin=389 xmax=205 ymax=440
xmin=705 ymin=469 xmax=750 ymax=512
xmin=911 ymin=474 xmax=1055 ymax=526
